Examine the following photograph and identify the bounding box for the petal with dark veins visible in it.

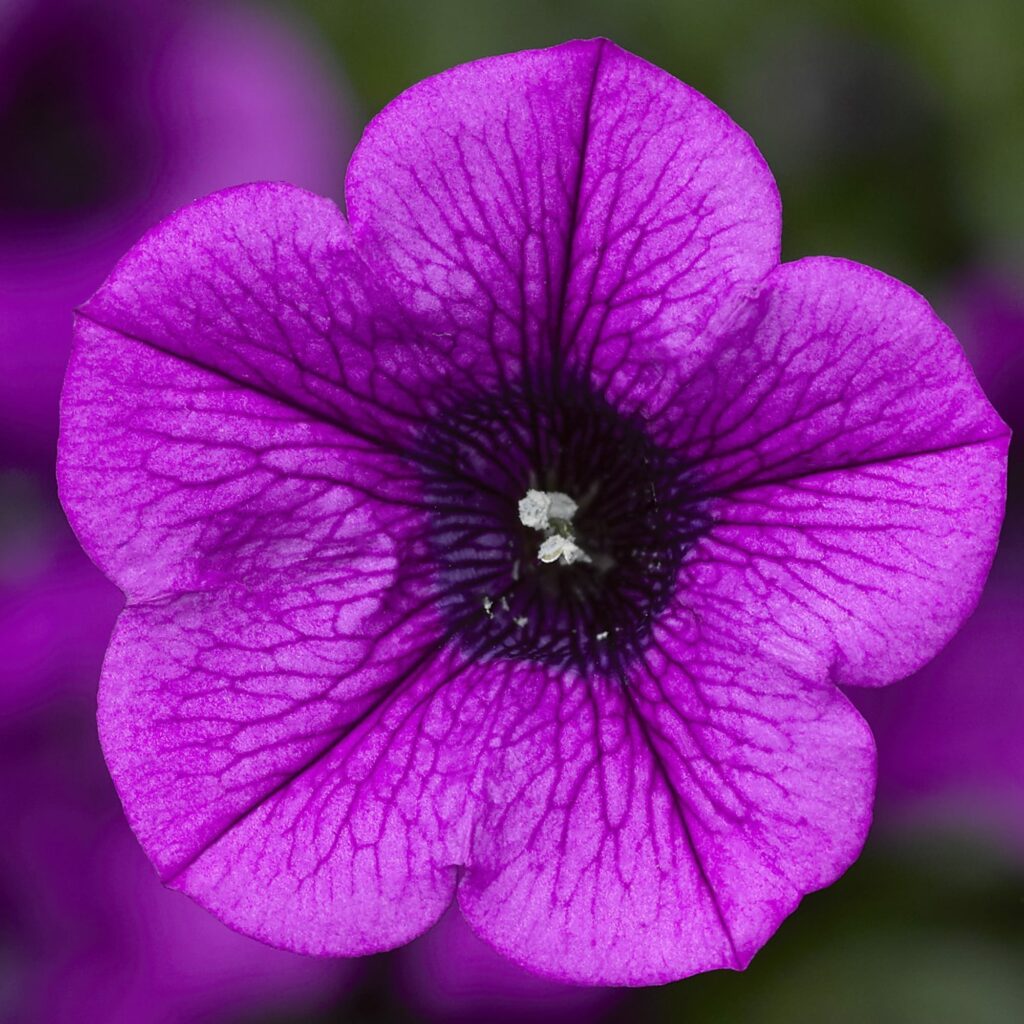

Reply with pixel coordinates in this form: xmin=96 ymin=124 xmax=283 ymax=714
xmin=685 ymin=450 xmax=1005 ymax=687
xmin=101 ymin=599 xmax=472 ymax=956
xmin=347 ymin=39 xmax=779 ymax=388
xmin=670 ymin=258 xmax=1009 ymax=686
xmin=60 ymin=314 xmax=422 ymax=600
xmin=76 ymin=182 xmax=453 ymax=444
xmin=669 ymin=258 xmax=1006 ymax=486
xmin=457 ymin=641 xmax=873 ymax=985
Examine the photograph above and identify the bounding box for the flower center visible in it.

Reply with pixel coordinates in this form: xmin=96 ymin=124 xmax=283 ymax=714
xmin=416 ymin=371 xmax=708 ymax=676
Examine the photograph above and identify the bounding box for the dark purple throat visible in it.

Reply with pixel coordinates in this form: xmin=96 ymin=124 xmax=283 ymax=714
xmin=417 ymin=371 xmax=708 ymax=676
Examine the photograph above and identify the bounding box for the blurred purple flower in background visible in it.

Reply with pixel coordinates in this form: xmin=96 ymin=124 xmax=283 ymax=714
xmin=0 ymin=490 xmax=118 ymax=719
xmin=1 ymin=0 xmax=357 ymax=1020
xmin=859 ymin=557 xmax=1024 ymax=851
xmin=949 ymin=273 xmax=1024 ymax=437
xmin=1 ymin=710 xmax=355 ymax=1023
xmin=0 ymin=0 xmax=352 ymax=471
xmin=57 ymin=38 xmax=1005 ymax=986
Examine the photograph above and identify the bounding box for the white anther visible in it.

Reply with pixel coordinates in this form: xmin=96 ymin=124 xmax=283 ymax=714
xmin=546 ymin=491 xmax=579 ymax=522
xmin=538 ymin=535 xmax=591 ymax=565
xmin=518 ymin=488 xmax=579 ymax=531
xmin=518 ymin=488 xmax=590 ymax=567
xmin=518 ymin=489 xmax=552 ymax=530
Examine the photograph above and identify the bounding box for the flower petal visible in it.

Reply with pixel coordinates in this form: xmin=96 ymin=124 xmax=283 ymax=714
xmin=72 ymin=182 xmax=447 ymax=453
xmin=62 ymin=291 xmax=487 ymax=953
xmin=671 ymin=258 xmax=1008 ymax=686
xmin=99 ymin=592 xmax=472 ymax=956
xmin=60 ymin=315 xmax=418 ymax=601
xmin=456 ymin=643 xmax=873 ymax=985
xmin=673 ymin=258 xmax=1007 ymax=487
xmin=346 ymin=39 xmax=779 ymax=385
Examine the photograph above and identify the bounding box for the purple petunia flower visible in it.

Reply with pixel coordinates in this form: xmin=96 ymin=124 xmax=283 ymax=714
xmin=0 ymin=0 xmax=351 ymax=471
xmin=58 ymin=40 xmax=1008 ymax=985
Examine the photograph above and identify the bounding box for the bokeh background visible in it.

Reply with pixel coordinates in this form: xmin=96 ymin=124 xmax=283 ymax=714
xmin=1 ymin=1 xmax=1021 ymax=1021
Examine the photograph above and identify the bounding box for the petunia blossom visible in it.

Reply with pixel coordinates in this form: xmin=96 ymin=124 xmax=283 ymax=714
xmin=58 ymin=40 xmax=1008 ymax=985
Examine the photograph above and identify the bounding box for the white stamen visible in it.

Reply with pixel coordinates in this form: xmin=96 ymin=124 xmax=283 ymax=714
xmin=546 ymin=491 xmax=579 ymax=522
xmin=517 ymin=490 xmax=553 ymax=530
xmin=518 ymin=487 xmax=591 ymax=566
xmin=538 ymin=535 xmax=589 ymax=565
xmin=517 ymin=488 xmax=579 ymax=530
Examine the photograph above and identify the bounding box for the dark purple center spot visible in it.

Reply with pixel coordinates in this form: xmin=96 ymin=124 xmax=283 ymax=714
xmin=417 ymin=371 xmax=708 ymax=675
